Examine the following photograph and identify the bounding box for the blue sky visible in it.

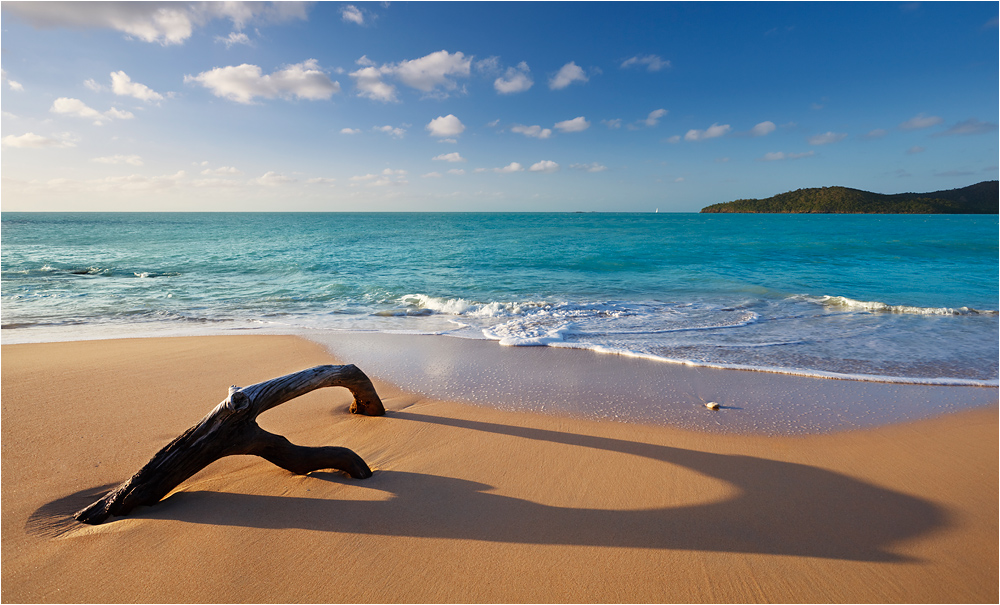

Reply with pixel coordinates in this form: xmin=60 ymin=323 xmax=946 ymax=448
xmin=1 ymin=1 xmax=997 ymax=211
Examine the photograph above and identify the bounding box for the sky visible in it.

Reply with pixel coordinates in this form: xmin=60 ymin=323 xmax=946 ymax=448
xmin=1 ymin=1 xmax=997 ymax=212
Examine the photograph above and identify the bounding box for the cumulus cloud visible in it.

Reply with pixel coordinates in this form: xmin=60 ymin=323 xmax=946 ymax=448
xmin=750 ymin=121 xmax=776 ymax=136
xmin=899 ymin=113 xmax=944 ymax=130
xmin=447 ymin=168 xmax=466 ymax=175
xmin=50 ymin=97 xmax=133 ymax=125
xmin=340 ymin=127 xmax=362 ymax=134
xmin=341 ymin=5 xmax=364 ymax=25
xmin=528 ymin=160 xmax=559 ymax=173
xmin=216 ymin=31 xmax=251 ymax=48
xmin=350 ymin=168 xmax=408 ymax=187
xmin=554 ymin=116 xmax=590 ymax=133
xmin=2 ymin=1 xmax=310 ymax=45
xmin=2 ymin=69 xmax=24 ymax=91
xmin=684 ymin=123 xmax=730 ymax=141
xmin=374 ymin=125 xmax=406 ymax=138
xmin=570 ymin=162 xmax=608 ymax=173
xmin=433 ymin=152 xmax=466 ymax=162
xmin=495 ymin=162 xmax=524 ymax=173
xmin=808 ymin=131 xmax=847 ymax=145
xmin=395 ymin=50 xmax=471 ymax=93
xmin=644 ymin=109 xmax=668 ymax=127
xmin=350 ymin=64 xmax=397 ymax=102
xmin=620 ymin=54 xmax=670 ymax=71
xmin=494 ymin=61 xmax=533 ymax=94
xmin=254 ymin=171 xmax=296 ymax=186
xmin=933 ymin=118 xmax=998 ymax=137
xmin=93 ymin=154 xmax=144 ymax=166
xmin=185 ymin=59 xmax=340 ymax=104
xmin=110 ymin=71 xmax=164 ymax=101
xmin=426 ymin=114 xmax=465 ymax=138
xmin=549 ymin=61 xmax=587 ymax=90
xmin=422 ymin=172 xmax=443 ymax=178
xmin=511 ymin=124 xmax=552 ymax=139
xmin=602 ymin=119 xmax=622 ymax=129
xmin=759 ymin=151 xmax=815 ymax=161
xmin=350 ymin=50 xmax=471 ymax=102
xmin=1 ymin=132 xmax=74 ymax=148
xmin=201 ymin=166 xmax=242 ymax=175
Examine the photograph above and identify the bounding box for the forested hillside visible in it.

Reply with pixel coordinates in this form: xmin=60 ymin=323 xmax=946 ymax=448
xmin=700 ymin=181 xmax=998 ymax=213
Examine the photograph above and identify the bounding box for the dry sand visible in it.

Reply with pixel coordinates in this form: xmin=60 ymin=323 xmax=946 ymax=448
xmin=1 ymin=335 xmax=997 ymax=603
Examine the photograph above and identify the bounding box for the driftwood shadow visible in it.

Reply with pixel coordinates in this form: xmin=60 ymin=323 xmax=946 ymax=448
xmin=35 ymin=412 xmax=947 ymax=561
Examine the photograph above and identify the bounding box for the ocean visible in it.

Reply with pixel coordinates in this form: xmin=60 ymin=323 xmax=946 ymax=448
xmin=2 ymin=212 xmax=998 ymax=387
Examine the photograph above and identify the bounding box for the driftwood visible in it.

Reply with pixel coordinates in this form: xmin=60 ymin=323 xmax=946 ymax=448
xmin=75 ymin=364 xmax=385 ymax=525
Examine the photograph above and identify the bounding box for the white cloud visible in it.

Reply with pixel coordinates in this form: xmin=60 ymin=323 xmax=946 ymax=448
xmin=350 ymin=65 xmax=398 ymax=102
xmin=254 ymin=171 xmax=296 ymax=186
xmin=2 ymin=69 xmax=24 ymax=92
xmin=934 ymin=118 xmax=998 ymax=136
xmin=447 ymin=168 xmax=466 ymax=175
xmin=216 ymin=31 xmax=251 ymax=48
xmin=759 ymin=151 xmax=815 ymax=161
xmin=111 ymin=70 xmax=164 ymax=101
xmin=528 ymin=160 xmax=559 ymax=173
xmin=50 ymin=97 xmax=133 ymax=125
xmin=104 ymin=107 xmax=135 ymax=120
xmin=495 ymin=162 xmax=524 ymax=173
xmin=602 ymin=119 xmax=622 ymax=129
xmin=426 ymin=114 xmax=465 ymax=138
xmin=185 ymin=59 xmax=340 ymax=104
xmin=684 ymin=123 xmax=731 ymax=141
xmin=306 ymin=177 xmax=336 ymax=185
xmin=1 ymin=132 xmax=74 ymax=148
xmin=808 ymin=131 xmax=847 ymax=145
xmin=644 ymin=109 xmax=668 ymax=127
xmin=620 ymin=54 xmax=670 ymax=71
xmin=374 ymin=125 xmax=406 ymax=138
xmin=350 ymin=168 xmax=408 ymax=187
xmin=554 ymin=116 xmax=590 ymax=133
xmin=340 ymin=127 xmax=362 ymax=134
xmin=511 ymin=124 xmax=552 ymax=139
xmin=900 ymin=113 xmax=944 ymax=130
xmin=93 ymin=154 xmax=144 ymax=166
xmin=201 ymin=166 xmax=242 ymax=175
xmin=494 ymin=62 xmax=533 ymax=94
xmin=422 ymin=172 xmax=443 ymax=178
xmin=352 ymin=50 xmax=472 ymax=101
xmin=84 ymin=78 xmax=103 ymax=92
xmin=750 ymin=121 xmax=776 ymax=136
xmin=433 ymin=152 xmax=466 ymax=162
xmin=2 ymin=1 xmax=309 ymax=46
xmin=666 ymin=135 xmax=681 ymax=143
xmin=394 ymin=50 xmax=471 ymax=94
xmin=570 ymin=162 xmax=608 ymax=173
xmin=549 ymin=61 xmax=588 ymax=90
xmin=862 ymin=128 xmax=888 ymax=139
xmin=341 ymin=5 xmax=364 ymax=25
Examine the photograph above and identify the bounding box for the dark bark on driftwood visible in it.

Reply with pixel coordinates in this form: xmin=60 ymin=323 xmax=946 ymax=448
xmin=75 ymin=364 xmax=385 ymax=525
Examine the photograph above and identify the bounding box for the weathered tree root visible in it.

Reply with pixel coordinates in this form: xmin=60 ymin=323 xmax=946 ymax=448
xmin=75 ymin=364 xmax=385 ymax=525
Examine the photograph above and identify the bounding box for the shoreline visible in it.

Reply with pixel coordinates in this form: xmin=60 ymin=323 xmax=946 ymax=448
xmin=2 ymin=334 xmax=997 ymax=602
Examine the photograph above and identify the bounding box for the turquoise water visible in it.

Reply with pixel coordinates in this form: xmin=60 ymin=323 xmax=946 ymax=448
xmin=2 ymin=212 xmax=997 ymax=384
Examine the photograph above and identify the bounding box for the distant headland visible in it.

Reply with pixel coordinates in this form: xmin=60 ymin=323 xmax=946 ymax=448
xmin=700 ymin=181 xmax=998 ymax=214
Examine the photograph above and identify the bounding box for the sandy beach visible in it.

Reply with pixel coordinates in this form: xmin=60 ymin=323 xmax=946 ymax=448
xmin=2 ymin=335 xmax=997 ymax=603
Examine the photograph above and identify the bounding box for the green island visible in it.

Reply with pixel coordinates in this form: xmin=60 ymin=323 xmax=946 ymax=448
xmin=700 ymin=180 xmax=998 ymax=214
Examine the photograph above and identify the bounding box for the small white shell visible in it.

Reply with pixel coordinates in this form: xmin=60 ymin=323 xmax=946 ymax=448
xmin=704 ymin=401 xmax=720 ymax=410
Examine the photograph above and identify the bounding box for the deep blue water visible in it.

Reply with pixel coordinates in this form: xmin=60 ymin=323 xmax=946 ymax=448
xmin=2 ymin=212 xmax=997 ymax=384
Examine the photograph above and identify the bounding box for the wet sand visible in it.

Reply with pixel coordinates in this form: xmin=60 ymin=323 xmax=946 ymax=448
xmin=2 ymin=335 xmax=997 ymax=603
